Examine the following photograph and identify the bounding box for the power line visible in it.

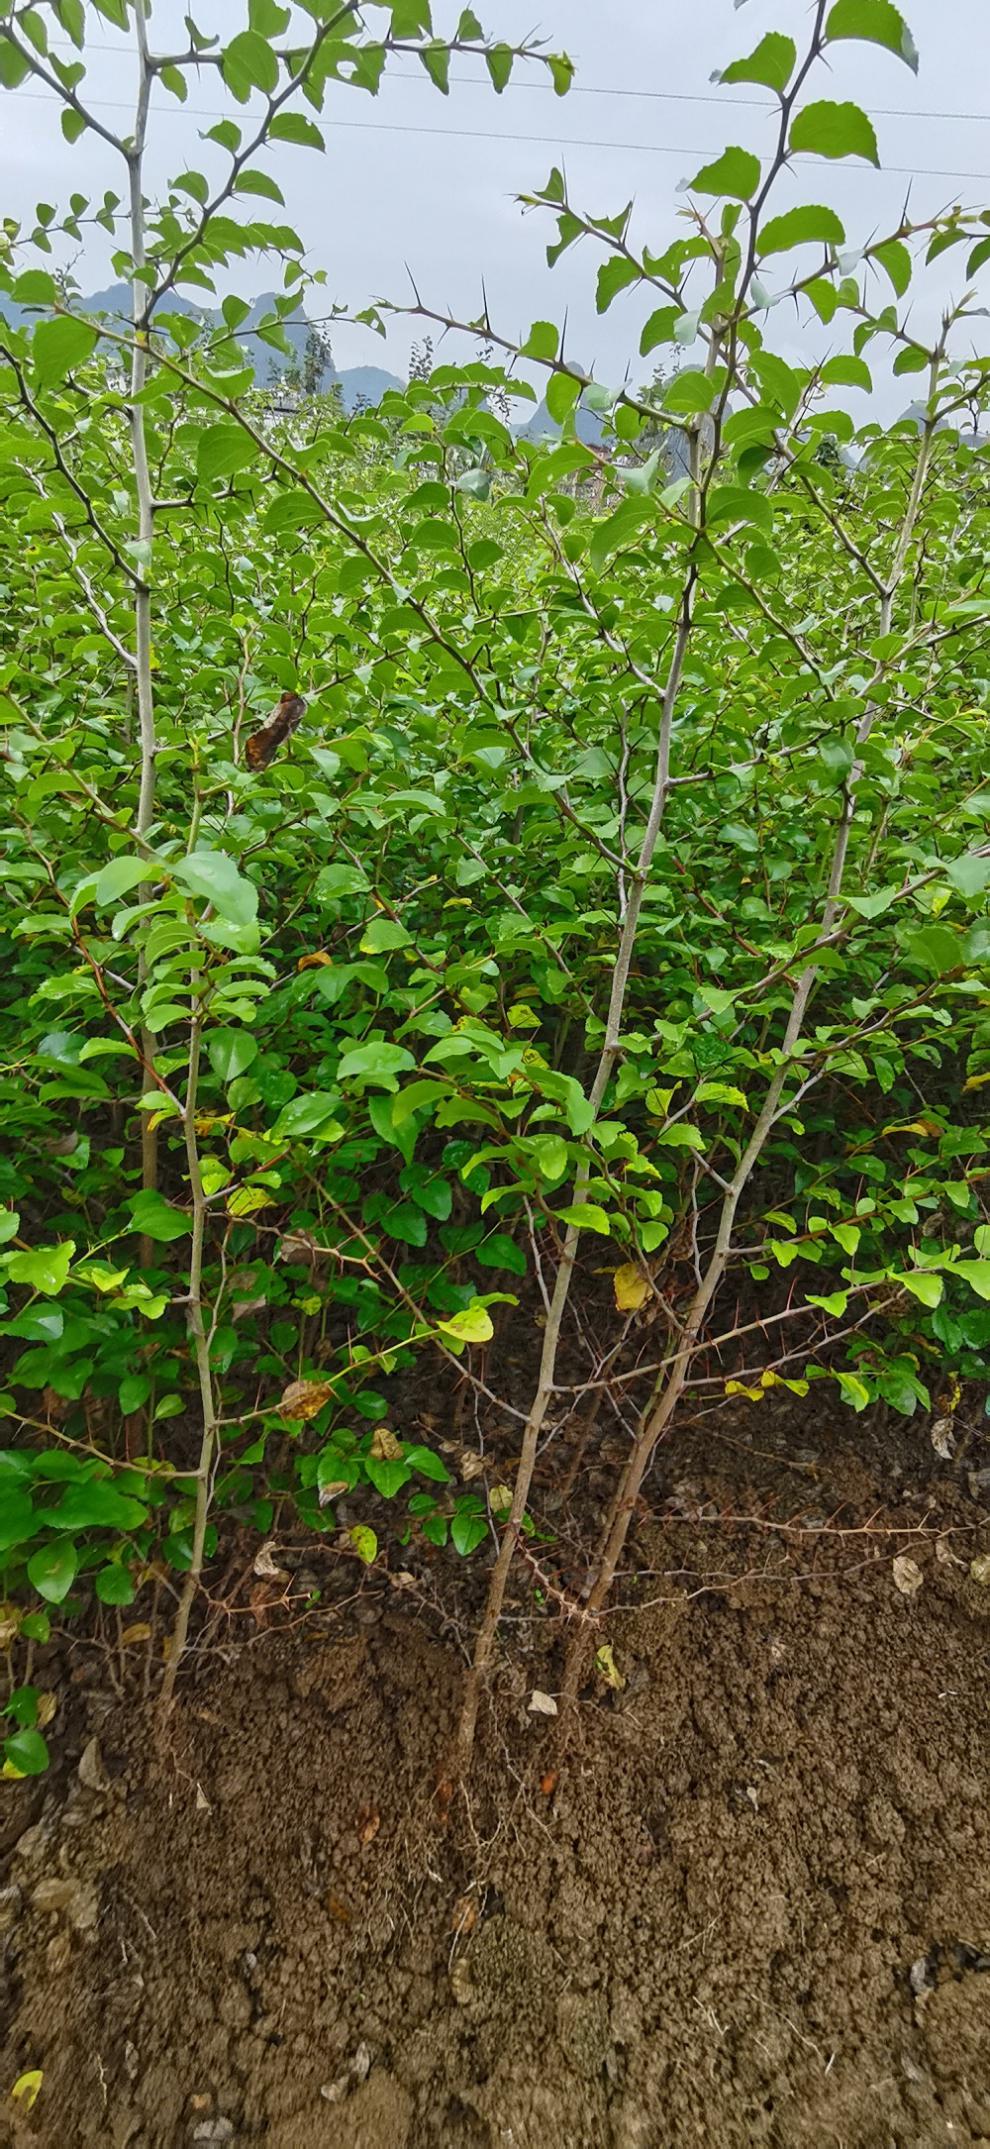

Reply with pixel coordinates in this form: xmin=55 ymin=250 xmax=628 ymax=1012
xmin=10 ymin=87 xmax=990 ymax=184
xmin=388 ymin=68 xmax=990 ymax=126
xmin=34 ymin=36 xmax=990 ymax=126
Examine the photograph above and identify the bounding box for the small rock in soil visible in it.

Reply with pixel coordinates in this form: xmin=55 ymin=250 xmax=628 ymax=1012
xmin=0 ymin=1884 xmax=22 ymax=1936
xmin=77 ymin=1737 xmax=105 ymax=1790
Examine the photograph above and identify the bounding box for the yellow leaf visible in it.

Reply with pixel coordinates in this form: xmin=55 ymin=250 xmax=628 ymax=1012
xmin=724 ymin=1379 xmax=764 ymax=1402
xmin=297 ymin=952 xmax=333 ymax=970
xmin=489 ymin=1483 xmax=513 ymax=1518
xmin=120 ymin=1622 xmax=153 ymax=1645
xmin=613 ymin=1262 xmax=649 ymax=1313
xmin=881 ymin=1118 xmax=940 ymax=1138
xmin=227 ymin=1186 xmax=274 ymax=1217
xmin=964 ymin=1072 xmax=990 ymax=1092
xmin=438 ymin=1305 xmax=494 ymax=1346
xmin=11 ymin=2072 xmax=43 ymax=2111
xmin=0 ymin=1603 xmax=21 ymax=1649
xmin=349 ymin=1525 xmax=378 ymax=1566
xmin=35 ymin=1691 xmax=57 ymax=1729
xmin=595 ymin=1643 xmax=626 ymax=1691
xmin=2 ymin=1761 xmax=26 ymax=1780
xmin=195 ymin=1113 xmax=233 ymax=1133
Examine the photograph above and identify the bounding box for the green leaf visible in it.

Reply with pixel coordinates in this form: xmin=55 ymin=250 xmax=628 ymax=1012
xmin=657 ymin=1124 xmax=706 ymax=1151
xmin=0 ymin=1495 xmax=36 ymax=1554
xmin=895 ymin=1271 xmax=943 ymax=1308
xmin=757 ymin=205 xmax=846 ymax=256
xmin=349 ymin=1525 xmax=378 ymax=1565
xmin=404 ymin=1444 xmax=451 ymax=1483
xmin=901 ymin=924 xmax=960 ymax=974
xmin=0 ymin=1209 xmax=20 ymax=1246
xmin=95 ymin=1564 xmax=136 ymax=1606
xmin=873 ymin=237 xmax=911 ymax=295
xmin=4 ymin=1242 xmax=74 ymax=1295
xmin=451 ymin=1503 xmax=488 ymax=1555
xmin=222 ymin=28 xmax=279 ymax=100
xmin=696 ymin=1082 xmax=748 ymax=1110
xmin=94 ymin=855 xmax=150 ymax=907
xmin=477 ymin=1232 xmax=527 ymax=1275
xmin=545 ymin=369 xmax=582 ymax=426
xmin=438 ymin=1303 xmax=495 ymax=1344
xmin=126 ymin=1190 xmax=190 ymax=1243
xmin=589 ymin=498 xmax=653 ymax=573
xmin=196 ymin=424 xmax=260 ymax=482
xmin=13 ymin=269 xmax=58 ymax=303
xmin=892 ymin=346 xmax=928 ymax=377
xmin=820 ymin=355 xmax=873 ymax=390
xmin=529 ymin=1134 xmax=568 ymax=1181
xmin=718 ymin=32 xmax=796 ymax=91
xmin=249 ymin=0 xmax=290 ymax=32
xmin=419 ymin=41 xmax=449 ymax=91
xmin=208 ymin=1027 xmax=259 ymax=1081
xmin=359 ymin=916 xmax=413 ymax=953
xmin=521 ymin=320 xmax=559 ymax=361
xmin=32 ymin=314 xmax=98 ymax=390
xmin=3 ymin=1728 xmax=49 ymax=1777
xmin=173 ymin=849 xmax=258 ymax=926
xmin=0 ymin=38 xmax=31 ymax=86
xmin=160 ymin=62 xmax=188 ymax=100
xmin=640 ymin=305 xmax=679 ymax=355
xmin=954 ymin=1261 xmax=990 ymax=1303
xmin=845 ymin=885 xmax=898 ymax=918
xmin=337 ymin=1040 xmax=416 ymax=1087
xmin=263 ymin=489 xmax=323 ymax=533
xmin=688 ymin=146 xmax=761 ymax=201
xmin=825 ymin=0 xmax=918 ymax=71
xmin=234 ymin=167 xmax=285 ymax=204
xmin=365 ymin=1456 xmax=412 ymax=1498
xmin=596 ymin=256 xmax=641 ymax=314
xmin=946 ymin=853 xmax=990 ymax=900
xmin=27 ymin=1540 xmax=78 ymax=1604
xmin=836 ymin=1371 xmax=871 ymax=1412
xmin=556 ymin=1203 xmax=612 ymax=1235
xmin=49 ymin=1483 xmax=147 ymax=1531
xmin=486 ymin=42 xmax=513 ymax=92
xmin=268 ymin=111 xmax=325 ymax=150
xmin=788 ymin=101 xmax=880 ymax=165
xmin=271 ymin=1091 xmax=343 ymax=1140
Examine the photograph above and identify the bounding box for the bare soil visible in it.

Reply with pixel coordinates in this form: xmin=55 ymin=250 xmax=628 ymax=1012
xmin=3 ymin=1409 xmax=990 ymax=2149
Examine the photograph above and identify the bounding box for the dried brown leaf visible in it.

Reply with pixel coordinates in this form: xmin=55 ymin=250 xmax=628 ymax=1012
xmin=369 ymin=1426 xmax=402 ymax=1462
xmin=278 ymin=1377 xmax=336 ymax=1422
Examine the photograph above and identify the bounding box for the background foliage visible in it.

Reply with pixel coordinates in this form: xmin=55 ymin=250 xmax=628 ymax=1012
xmin=0 ymin=0 xmax=988 ymax=1767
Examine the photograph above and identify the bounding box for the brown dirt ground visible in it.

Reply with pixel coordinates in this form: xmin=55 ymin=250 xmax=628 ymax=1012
xmin=3 ymin=1409 xmax=990 ymax=2149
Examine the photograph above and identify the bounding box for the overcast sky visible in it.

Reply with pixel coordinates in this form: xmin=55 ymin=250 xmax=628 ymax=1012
xmin=3 ymin=0 xmax=989 ymax=410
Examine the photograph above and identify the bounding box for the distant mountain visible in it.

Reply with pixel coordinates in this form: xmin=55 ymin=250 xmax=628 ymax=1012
xmin=337 ymin=364 xmax=404 ymax=410
xmin=516 ymin=395 xmax=605 ymax=447
xmin=0 ymin=283 xmax=401 ymax=410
